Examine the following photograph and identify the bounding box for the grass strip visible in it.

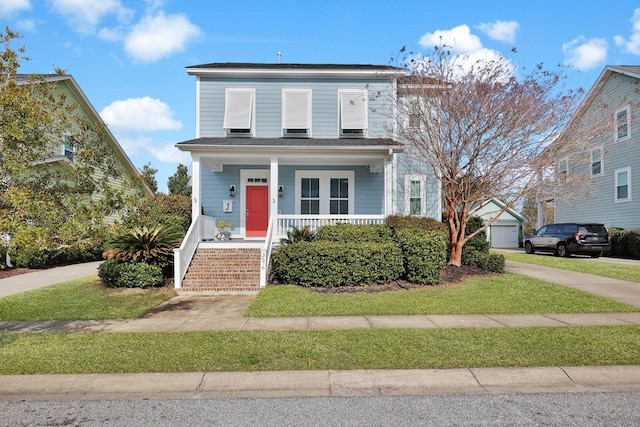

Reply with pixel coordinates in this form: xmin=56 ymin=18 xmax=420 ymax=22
xmin=497 ymin=251 xmax=640 ymax=283
xmin=246 ymin=273 xmax=638 ymax=318
xmin=0 ymin=277 xmax=176 ymax=321
xmin=1 ymin=326 xmax=639 ymax=374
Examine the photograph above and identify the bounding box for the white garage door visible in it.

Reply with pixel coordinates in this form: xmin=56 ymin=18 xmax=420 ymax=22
xmin=490 ymin=225 xmax=519 ymax=248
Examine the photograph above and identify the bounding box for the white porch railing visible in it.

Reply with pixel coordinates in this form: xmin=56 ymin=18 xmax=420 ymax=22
xmin=276 ymin=214 xmax=386 ymax=240
xmin=260 ymin=214 xmax=277 ymax=287
xmin=174 ymin=214 xmax=217 ymax=289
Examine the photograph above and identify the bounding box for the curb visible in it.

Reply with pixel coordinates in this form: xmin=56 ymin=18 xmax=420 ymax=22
xmin=2 ymin=366 xmax=640 ymax=401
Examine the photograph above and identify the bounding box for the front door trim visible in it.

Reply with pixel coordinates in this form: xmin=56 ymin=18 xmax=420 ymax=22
xmin=240 ymin=169 xmax=269 ymax=238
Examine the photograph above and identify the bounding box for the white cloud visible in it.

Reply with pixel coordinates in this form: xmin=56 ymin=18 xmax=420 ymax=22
xmin=614 ymin=8 xmax=640 ymax=55
xmin=419 ymin=24 xmax=482 ymax=53
xmin=49 ymin=0 xmax=133 ymax=34
xmin=477 ymin=20 xmax=519 ymax=44
xmin=0 ymin=0 xmax=30 ymax=16
xmin=149 ymin=143 xmax=191 ymax=164
xmin=100 ymin=97 xmax=182 ymax=133
xmin=124 ymin=11 xmax=201 ymax=63
xmin=563 ymin=36 xmax=608 ymax=71
xmin=116 ymin=134 xmax=152 ymax=157
xmin=16 ymin=19 xmax=36 ymax=32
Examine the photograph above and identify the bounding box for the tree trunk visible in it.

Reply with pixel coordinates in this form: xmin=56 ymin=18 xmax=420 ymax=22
xmin=448 ymin=236 xmax=464 ymax=267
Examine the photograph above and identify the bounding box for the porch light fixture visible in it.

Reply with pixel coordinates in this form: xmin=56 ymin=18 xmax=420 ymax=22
xmin=229 ymin=185 xmax=236 ymax=197
xmin=278 ymin=185 xmax=284 ymax=197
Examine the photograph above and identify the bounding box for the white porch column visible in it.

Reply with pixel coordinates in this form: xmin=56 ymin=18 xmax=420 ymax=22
xmin=191 ymin=156 xmax=201 ymax=221
xmin=384 ymin=151 xmax=394 ymax=216
xmin=537 ymin=200 xmax=545 ymax=229
xmin=270 ymin=157 xmax=279 ymax=218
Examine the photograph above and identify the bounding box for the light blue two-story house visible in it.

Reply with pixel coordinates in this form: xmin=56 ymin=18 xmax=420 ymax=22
xmin=174 ymin=63 xmax=440 ymax=292
xmin=552 ymin=66 xmax=640 ymax=231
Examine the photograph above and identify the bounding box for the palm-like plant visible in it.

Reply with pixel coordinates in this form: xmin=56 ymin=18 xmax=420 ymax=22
xmin=103 ymin=224 xmax=183 ymax=267
xmin=280 ymin=225 xmax=315 ymax=245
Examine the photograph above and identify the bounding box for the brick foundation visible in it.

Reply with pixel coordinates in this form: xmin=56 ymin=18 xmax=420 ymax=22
xmin=180 ymin=247 xmax=261 ymax=294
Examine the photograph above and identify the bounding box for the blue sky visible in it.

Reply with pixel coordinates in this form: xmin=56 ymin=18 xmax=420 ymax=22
xmin=2 ymin=0 xmax=640 ymax=192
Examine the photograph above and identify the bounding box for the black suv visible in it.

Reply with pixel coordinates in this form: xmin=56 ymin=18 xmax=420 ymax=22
xmin=524 ymin=223 xmax=611 ymax=258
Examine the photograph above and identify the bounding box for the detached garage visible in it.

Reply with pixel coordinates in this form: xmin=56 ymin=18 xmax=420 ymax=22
xmin=470 ymin=199 xmax=525 ymax=249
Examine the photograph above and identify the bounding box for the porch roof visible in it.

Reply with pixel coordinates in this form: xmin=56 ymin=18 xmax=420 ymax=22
xmin=175 ymin=137 xmax=403 ymax=171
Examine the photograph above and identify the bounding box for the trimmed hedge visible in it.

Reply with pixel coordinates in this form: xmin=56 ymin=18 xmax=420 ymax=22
xmin=386 ymin=214 xmax=448 ymax=233
xmin=610 ymin=228 xmax=640 ymax=259
xmin=314 ymin=223 xmax=393 ymax=243
xmin=270 ymin=241 xmax=404 ymax=288
xmin=395 ymin=229 xmax=447 ymax=284
xmin=98 ymin=259 xmax=164 ymax=288
xmin=461 ymin=250 xmax=505 ymax=273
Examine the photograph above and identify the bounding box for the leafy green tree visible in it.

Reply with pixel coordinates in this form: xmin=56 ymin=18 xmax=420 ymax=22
xmin=167 ymin=163 xmax=192 ymax=197
xmin=140 ymin=162 xmax=158 ymax=194
xmin=0 ymin=27 xmax=142 ymax=265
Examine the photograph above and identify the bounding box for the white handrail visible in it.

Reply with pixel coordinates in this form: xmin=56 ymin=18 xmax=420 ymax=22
xmin=260 ymin=213 xmax=276 ymax=287
xmin=174 ymin=214 xmax=204 ymax=289
xmin=276 ymin=214 xmax=386 ymax=240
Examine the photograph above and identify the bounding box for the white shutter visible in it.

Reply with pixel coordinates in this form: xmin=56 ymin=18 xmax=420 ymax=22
xmin=340 ymin=90 xmax=368 ymax=130
xmin=224 ymin=90 xmax=254 ymax=129
xmin=283 ymin=91 xmax=310 ymax=129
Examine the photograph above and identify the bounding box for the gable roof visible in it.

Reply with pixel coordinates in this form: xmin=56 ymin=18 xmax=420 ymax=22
xmin=470 ymin=198 xmax=526 ymax=222
xmin=15 ymin=74 xmax=153 ymax=197
xmin=576 ymin=65 xmax=640 ymax=114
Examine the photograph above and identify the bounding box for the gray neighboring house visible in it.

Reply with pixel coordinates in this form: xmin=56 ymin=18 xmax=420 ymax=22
xmin=552 ymin=65 xmax=640 ymax=230
xmin=470 ymin=198 xmax=525 ymax=248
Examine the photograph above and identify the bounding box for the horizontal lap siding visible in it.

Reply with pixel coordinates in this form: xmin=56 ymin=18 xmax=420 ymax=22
xmin=556 ymin=73 xmax=640 ymax=229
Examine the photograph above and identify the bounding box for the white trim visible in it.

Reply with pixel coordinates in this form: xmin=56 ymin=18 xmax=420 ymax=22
xmin=404 ymin=174 xmax=426 ymax=216
xmin=294 ymin=170 xmax=355 ymax=215
xmin=240 ymin=169 xmax=270 ymax=236
xmin=195 ymin=77 xmax=201 ymax=139
xmin=614 ymin=166 xmax=632 ymax=203
xmin=282 ymin=88 xmax=312 ymax=137
xmin=614 ymin=104 xmax=631 ymax=142
xmin=590 ymin=146 xmax=603 ymax=177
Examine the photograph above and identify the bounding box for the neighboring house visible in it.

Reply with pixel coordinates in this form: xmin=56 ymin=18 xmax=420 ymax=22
xmin=552 ymin=66 xmax=640 ymax=230
xmin=14 ymin=74 xmax=152 ymax=222
xmin=174 ymin=62 xmax=441 ymax=292
xmin=470 ymin=198 xmax=525 ymax=248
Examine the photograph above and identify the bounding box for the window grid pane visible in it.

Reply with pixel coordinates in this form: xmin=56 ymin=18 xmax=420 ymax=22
xmin=329 ymin=178 xmax=349 ymax=215
xmin=617 ymin=109 xmax=628 ymax=139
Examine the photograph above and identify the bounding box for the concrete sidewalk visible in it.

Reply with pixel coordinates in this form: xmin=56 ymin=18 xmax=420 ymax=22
xmin=0 ymin=261 xmax=101 ymax=298
xmin=2 ymin=366 xmax=640 ymax=401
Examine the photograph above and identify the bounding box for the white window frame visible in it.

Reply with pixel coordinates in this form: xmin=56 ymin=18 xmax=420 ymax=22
xmin=294 ymin=170 xmax=355 ymax=215
xmin=404 ymin=174 xmax=426 ymax=216
xmin=338 ymin=88 xmax=368 ymax=137
xmin=614 ymin=105 xmax=630 ymax=142
xmin=223 ymin=88 xmax=255 ymax=136
xmin=557 ymin=157 xmax=568 ymax=181
xmin=61 ymin=132 xmax=75 ymax=162
xmin=590 ymin=147 xmax=603 ymax=177
xmin=614 ymin=167 xmax=632 ymax=203
xmin=282 ymin=88 xmax=312 ymax=137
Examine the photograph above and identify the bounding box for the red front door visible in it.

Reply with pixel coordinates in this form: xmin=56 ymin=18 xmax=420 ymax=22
xmin=246 ymin=186 xmax=269 ymax=237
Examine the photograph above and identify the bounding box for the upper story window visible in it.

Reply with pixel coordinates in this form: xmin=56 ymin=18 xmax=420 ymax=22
xmin=282 ymin=89 xmax=312 ymax=137
xmin=339 ymin=89 xmax=368 ymax=138
xmin=557 ymin=158 xmax=568 ymax=182
xmin=62 ymin=133 xmax=74 ymax=162
xmin=224 ymin=88 xmax=255 ymax=136
xmin=591 ymin=147 xmax=603 ymax=177
xmin=615 ymin=105 xmax=630 ymax=142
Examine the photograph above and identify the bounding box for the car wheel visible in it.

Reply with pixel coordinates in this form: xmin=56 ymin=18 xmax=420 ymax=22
xmin=590 ymin=251 xmax=602 ymax=258
xmin=524 ymin=241 xmax=535 ymax=254
xmin=556 ymin=243 xmax=570 ymax=257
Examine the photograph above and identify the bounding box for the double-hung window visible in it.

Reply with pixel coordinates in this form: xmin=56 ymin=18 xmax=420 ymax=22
xmin=591 ymin=147 xmax=603 ymax=177
xmin=404 ymin=175 xmax=425 ymax=216
xmin=224 ymin=88 xmax=255 ymax=136
xmin=615 ymin=105 xmax=630 ymax=142
xmin=282 ymin=89 xmax=311 ymax=137
xmin=62 ymin=133 xmax=74 ymax=162
xmin=296 ymin=171 xmax=354 ymax=215
xmin=339 ymin=89 xmax=368 ymax=137
xmin=557 ymin=158 xmax=568 ymax=182
xmin=615 ymin=167 xmax=631 ymax=202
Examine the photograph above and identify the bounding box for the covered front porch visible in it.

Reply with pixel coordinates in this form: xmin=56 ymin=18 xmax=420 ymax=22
xmin=173 ymin=138 xmax=402 ymax=290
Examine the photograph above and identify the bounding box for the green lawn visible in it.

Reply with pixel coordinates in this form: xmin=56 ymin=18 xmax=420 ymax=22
xmin=0 ymin=277 xmax=176 ymax=321
xmin=1 ymin=326 xmax=639 ymax=374
xmin=497 ymin=250 xmax=640 ymax=283
xmin=245 ymin=273 xmax=639 ymax=317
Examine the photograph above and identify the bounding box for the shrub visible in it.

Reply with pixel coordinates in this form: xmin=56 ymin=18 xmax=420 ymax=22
xmin=98 ymin=259 xmax=164 ymax=288
xmin=394 ymin=229 xmax=447 ymax=284
xmin=270 ymin=241 xmax=403 ymax=288
xmin=386 ymin=215 xmax=447 ymax=233
xmin=103 ymin=224 xmax=183 ymax=270
xmin=315 ymin=223 xmax=393 ymax=243
xmin=125 ymin=194 xmax=192 ymax=234
xmin=280 ymin=225 xmax=315 ymax=245
xmin=609 ymin=227 xmax=625 ymax=257
xmin=461 ymin=250 xmax=505 ymax=273
xmin=621 ymin=229 xmax=640 ymax=259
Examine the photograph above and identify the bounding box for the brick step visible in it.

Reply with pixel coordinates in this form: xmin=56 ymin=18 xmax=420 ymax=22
xmin=180 ymin=247 xmax=261 ymax=294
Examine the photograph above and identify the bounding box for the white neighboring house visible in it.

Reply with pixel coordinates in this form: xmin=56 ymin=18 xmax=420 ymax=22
xmin=470 ymin=198 xmax=525 ymax=248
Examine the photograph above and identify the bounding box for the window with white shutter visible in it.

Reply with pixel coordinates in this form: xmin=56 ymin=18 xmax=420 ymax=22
xmin=282 ymin=89 xmax=311 ymax=137
xmin=339 ymin=89 xmax=368 ymax=137
xmin=224 ymin=88 xmax=255 ymax=136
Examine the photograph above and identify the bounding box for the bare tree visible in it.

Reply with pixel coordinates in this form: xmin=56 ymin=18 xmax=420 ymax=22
xmin=393 ymin=46 xmax=608 ymax=266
